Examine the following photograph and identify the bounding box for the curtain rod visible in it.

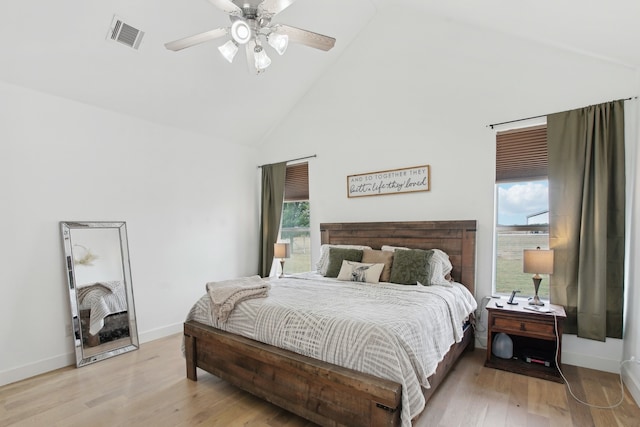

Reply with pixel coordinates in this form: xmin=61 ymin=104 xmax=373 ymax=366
xmin=257 ymin=154 xmax=317 ymax=169
xmin=486 ymin=96 xmax=637 ymax=129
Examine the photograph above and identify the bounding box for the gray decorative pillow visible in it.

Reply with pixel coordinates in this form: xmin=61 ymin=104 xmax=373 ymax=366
xmin=389 ymin=249 xmax=434 ymax=285
xmin=325 ymin=248 xmax=364 ymax=277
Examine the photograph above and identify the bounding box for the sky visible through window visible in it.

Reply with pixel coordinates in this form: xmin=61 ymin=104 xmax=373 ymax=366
xmin=497 ymin=180 xmax=549 ymax=225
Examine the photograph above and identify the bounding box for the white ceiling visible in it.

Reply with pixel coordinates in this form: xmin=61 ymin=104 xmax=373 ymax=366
xmin=1 ymin=0 xmax=639 ymax=147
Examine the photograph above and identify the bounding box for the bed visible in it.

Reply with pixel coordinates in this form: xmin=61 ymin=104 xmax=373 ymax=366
xmin=76 ymin=280 xmax=128 ymax=346
xmin=183 ymin=220 xmax=477 ymax=427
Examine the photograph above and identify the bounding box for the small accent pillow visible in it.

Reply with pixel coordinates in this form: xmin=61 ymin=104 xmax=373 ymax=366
xmin=324 ymin=248 xmax=364 ymax=277
xmin=361 ymin=249 xmax=394 ymax=282
xmin=337 ymin=261 xmax=385 ymax=284
xmin=389 ymin=249 xmax=434 ymax=285
xmin=316 ymin=244 xmax=371 ymax=275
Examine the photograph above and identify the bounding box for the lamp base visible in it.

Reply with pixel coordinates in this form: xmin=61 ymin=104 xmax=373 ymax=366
xmin=529 ymin=295 xmax=545 ymax=306
xmin=529 ymin=277 xmax=545 ymax=306
xmin=279 ymin=259 xmax=285 ymax=279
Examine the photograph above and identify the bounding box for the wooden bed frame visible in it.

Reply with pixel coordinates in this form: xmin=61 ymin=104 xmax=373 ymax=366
xmin=184 ymin=220 xmax=477 ymax=426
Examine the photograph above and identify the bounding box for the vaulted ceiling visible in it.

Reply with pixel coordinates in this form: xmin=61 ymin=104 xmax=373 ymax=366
xmin=1 ymin=0 xmax=639 ymax=147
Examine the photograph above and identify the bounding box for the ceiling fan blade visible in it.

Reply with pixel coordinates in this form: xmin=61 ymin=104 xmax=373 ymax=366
xmin=258 ymin=0 xmax=297 ymax=17
xmin=165 ymin=28 xmax=228 ymax=51
xmin=276 ymin=24 xmax=335 ymax=51
xmin=206 ymin=0 xmax=243 ymax=16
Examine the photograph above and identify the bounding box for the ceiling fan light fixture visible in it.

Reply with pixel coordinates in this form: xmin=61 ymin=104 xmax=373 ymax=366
xmin=230 ymin=20 xmax=251 ymax=44
xmin=254 ymin=45 xmax=271 ymax=70
xmin=164 ymin=1 xmax=337 ymax=75
xmin=268 ymin=33 xmax=288 ymax=55
xmin=218 ymin=40 xmax=239 ymax=63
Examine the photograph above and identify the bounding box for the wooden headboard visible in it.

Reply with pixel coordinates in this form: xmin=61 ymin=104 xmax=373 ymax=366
xmin=320 ymin=220 xmax=477 ymax=296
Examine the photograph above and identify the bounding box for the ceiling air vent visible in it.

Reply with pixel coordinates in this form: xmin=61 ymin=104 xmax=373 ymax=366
xmin=107 ymin=15 xmax=144 ymax=50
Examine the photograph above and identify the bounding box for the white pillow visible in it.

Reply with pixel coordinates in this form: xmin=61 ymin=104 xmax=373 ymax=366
xmin=430 ymin=249 xmax=454 ymax=285
xmin=316 ymin=244 xmax=372 ymax=275
xmin=336 ymin=260 xmax=385 ymax=284
xmin=381 ymin=245 xmax=409 ymax=252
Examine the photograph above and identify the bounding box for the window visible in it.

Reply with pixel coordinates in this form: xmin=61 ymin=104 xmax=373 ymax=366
xmin=494 ymin=125 xmax=550 ymax=298
xmin=280 ymin=162 xmax=310 ymax=274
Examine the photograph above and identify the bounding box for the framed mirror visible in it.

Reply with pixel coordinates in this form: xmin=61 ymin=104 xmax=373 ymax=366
xmin=60 ymin=221 xmax=139 ymax=367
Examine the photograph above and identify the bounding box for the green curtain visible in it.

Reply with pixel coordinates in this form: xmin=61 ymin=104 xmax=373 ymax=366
xmin=547 ymin=100 xmax=625 ymax=340
xmin=258 ymin=162 xmax=287 ymax=277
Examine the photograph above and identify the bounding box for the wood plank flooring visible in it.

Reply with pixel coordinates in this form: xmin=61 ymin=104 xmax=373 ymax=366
xmin=1 ymin=333 xmax=639 ymax=426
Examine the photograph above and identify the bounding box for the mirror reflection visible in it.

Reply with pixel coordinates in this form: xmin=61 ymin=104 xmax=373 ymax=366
xmin=61 ymin=221 xmax=139 ymax=367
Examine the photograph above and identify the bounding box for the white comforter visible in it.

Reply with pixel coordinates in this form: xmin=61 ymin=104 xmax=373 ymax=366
xmin=185 ymin=273 xmax=477 ymax=426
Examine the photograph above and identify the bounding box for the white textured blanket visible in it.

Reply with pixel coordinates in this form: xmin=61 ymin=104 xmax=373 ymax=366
xmin=77 ymin=280 xmax=127 ymax=335
xmin=186 ymin=273 xmax=476 ymax=426
xmin=206 ymin=275 xmax=270 ymax=322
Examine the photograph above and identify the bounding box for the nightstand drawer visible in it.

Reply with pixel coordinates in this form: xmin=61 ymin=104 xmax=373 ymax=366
xmin=493 ymin=317 xmax=554 ymax=337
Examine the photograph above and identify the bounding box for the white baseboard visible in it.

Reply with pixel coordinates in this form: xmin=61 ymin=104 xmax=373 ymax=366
xmin=0 ymin=352 xmax=76 ymax=388
xmin=138 ymin=322 xmax=183 ymax=343
xmin=475 ymin=334 xmax=487 ymax=349
xmin=0 ymin=322 xmax=183 ymax=388
xmin=622 ymin=363 xmax=640 ymax=406
xmin=562 ymin=350 xmax=622 ymax=373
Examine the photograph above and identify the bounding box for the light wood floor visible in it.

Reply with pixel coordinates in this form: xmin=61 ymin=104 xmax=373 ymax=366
xmin=1 ymin=334 xmax=639 ymax=427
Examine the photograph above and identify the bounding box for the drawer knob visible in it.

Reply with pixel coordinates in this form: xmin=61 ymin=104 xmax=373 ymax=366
xmin=520 ymin=322 xmax=526 ymax=331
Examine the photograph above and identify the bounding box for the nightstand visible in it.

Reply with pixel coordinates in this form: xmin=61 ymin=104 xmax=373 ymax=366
xmin=485 ymin=300 xmax=566 ymax=382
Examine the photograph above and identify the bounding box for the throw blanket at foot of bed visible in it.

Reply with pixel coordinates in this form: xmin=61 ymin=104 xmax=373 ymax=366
xmin=206 ymin=275 xmax=270 ymax=322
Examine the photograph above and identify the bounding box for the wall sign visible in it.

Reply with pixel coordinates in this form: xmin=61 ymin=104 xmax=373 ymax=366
xmin=347 ymin=165 xmax=430 ymax=198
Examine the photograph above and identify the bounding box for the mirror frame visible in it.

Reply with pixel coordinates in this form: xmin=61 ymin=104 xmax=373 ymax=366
xmin=61 ymin=221 xmax=139 ymax=367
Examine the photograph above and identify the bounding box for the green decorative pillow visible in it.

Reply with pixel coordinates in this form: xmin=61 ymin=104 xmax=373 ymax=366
xmin=325 ymin=248 xmax=364 ymax=277
xmin=389 ymin=249 xmax=434 ymax=285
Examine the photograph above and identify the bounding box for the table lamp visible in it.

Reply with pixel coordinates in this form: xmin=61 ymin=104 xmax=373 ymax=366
xmin=274 ymin=242 xmax=291 ymax=278
xmin=523 ymin=246 xmax=554 ymax=306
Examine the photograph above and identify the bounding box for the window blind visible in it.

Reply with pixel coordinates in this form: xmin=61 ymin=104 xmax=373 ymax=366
xmin=496 ymin=124 xmax=547 ymax=182
xmin=284 ymin=162 xmax=309 ymax=201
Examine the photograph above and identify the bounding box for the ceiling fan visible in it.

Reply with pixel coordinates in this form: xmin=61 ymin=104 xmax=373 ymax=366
xmin=165 ymin=0 xmax=336 ymax=74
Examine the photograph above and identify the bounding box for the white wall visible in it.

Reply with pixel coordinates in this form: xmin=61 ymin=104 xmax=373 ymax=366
xmin=258 ymin=2 xmax=640 ymax=390
xmin=70 ymin=228 xmax=125 ymax=285
xmin=0 ymin=81 xmax=259 ymax=386
xmin=623 ymin=82 xmax=640 ymax=404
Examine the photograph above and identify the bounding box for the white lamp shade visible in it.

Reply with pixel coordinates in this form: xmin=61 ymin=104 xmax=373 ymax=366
xmin=218 ymin=40 xmax=239 ymax=63
xmin=523 ymin=248 xmax=554 ymax=274
xmin=274 ymin=242 xmax=290 ymax=259
xmin=254 ymin=45 xmax=271 ymax=70
xmin=268 ymin=33 xmax=288 ymax=55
